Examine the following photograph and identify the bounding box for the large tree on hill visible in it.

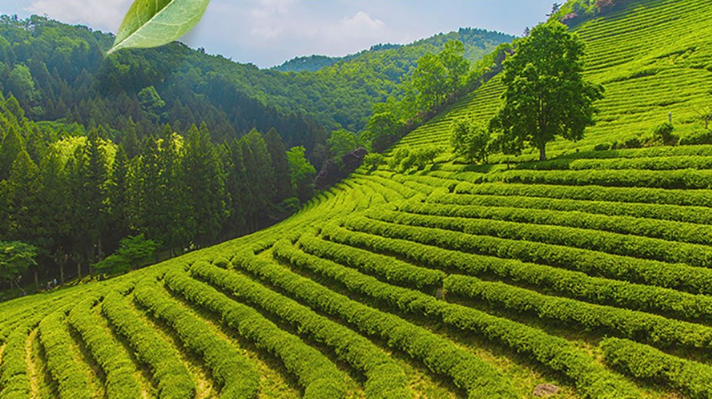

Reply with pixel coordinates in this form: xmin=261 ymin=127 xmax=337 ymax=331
xmin=491 ymin=22 xmax=604 ymax=161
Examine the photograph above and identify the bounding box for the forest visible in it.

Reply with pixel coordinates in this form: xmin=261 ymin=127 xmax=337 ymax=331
xmin=0 ymin=91 xmax=317 ymax=290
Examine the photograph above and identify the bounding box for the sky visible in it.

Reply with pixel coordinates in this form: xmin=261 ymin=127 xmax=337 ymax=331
xmin=0 ymin=0 xmax=554 ymax=68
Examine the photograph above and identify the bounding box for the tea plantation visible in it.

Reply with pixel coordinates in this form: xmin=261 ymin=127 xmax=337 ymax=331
xmin=2 ymin=0 xmax=712 ymax=398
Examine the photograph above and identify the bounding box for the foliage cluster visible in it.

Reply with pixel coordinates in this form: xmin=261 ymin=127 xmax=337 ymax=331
xmin=0 ymin=92 xmax=317 ymax=288
xmin=38 ymin=310 xmax=94 ymax=398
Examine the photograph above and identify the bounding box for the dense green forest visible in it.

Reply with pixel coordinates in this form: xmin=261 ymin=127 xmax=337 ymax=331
xmin=0 ymin=91 xmax=316 ymax=288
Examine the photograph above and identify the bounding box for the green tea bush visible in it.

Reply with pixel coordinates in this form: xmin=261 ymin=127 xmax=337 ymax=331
xmin=403 ymin=201 xmax=712 ymax=245
xmin=272 ymin=240 xmax=640 ymax=399
xmin=601 ymin=338 xmax=712 ymax=399
xmin=299 ymin=232 xmax=444 ymax=289
xmin=69 ymin=297 xmax=143 ymax=399
xmin=445 ymin=275 xmax=712 ymax=349
xmin=102 ymin=293 xmax=195 ymax=399
xmin=166 ymin=265 xmax=348 ymax=399
xmin=134 ymin=284 xmax=260 ymax=399
xmin=244 ymin=245 xmax=517 ymax=399
xmin=377 ymin=208 xmax=712 ymax=267
xmin=38 ymin=310 xmax=94 ymax=399
xmin=344 ymin=216 xmax=712 ymax=295
xmin=321 ymin=223 xmax=712 ymax=321
xmin=185 ymin=264 xmax=412 ymax=399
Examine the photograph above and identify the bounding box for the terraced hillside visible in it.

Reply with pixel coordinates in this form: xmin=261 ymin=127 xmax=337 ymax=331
xmin=399 ymin=0 xmax=712 ymax=158
xmin=2 ymin=0 xmax=712 ymax=398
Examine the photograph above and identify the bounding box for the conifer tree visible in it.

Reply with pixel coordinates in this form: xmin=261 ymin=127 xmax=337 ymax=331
xmin=265 ymin=127 xmax=293 ymax=203
xmin=0 ymin=125 xmax=23 ymax=180
xmin=184 ymin=124 xmax=228 ymax=247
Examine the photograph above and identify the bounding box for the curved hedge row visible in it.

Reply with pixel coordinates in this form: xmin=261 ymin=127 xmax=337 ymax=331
xmin=450 ymin=168 xmax=712 ymax=190
xmin=68 ymin=297 xmax=143 ymax=399
xmin=187 ymin=263 xmax=413 ymax=399
xmin=453 ymin=182 xmax=712 ymax=208
xmin=514 ymin=155 xmax=712 ymax=171
xmin=0 ymin=327 xmax=31 ymax=399
xmin=569 ymin=156 xmax=712 ymax=171
xmin=372 ymin=209 xmax=712 ymax=267
xmin=601 ymin=338 xmax=712 ymax=399
xmin=344 ymin=217 xmax=712 ymax=295
xmin=38 ymin=310 xmax=94 ymax=399
xmin=404 ymin=201 xmax=712 ymax=246
xmin=444 ymin=275 xmax=712 ymax=349
xmin=430 ymin=191 xmax=712 ymax=225
xmin=272 ymin=240 xmax=641 ymax=399
xmin=235 ymin=246 xmax=518 ymax=399
xmin=320 ymin=223 xmax=712 ymax=322
xmin=165 ymin=265 xmax=348 ymax=399
xmin=299 ymin=232 xmax=445 ymax=289
xmin=101 ymin=292 xmax=196 ymax=399
xmin=134 ymin=283 xmax=260 ymax=399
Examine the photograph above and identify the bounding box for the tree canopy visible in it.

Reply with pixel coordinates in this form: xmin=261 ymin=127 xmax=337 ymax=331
xmin=491 ymin=21 xmax=604 ymax=161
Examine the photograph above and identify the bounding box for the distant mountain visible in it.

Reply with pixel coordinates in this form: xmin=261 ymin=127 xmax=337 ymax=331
xmin=0 ymin=16 xmax=514 ymax=147
xmin=268 ymin=28 xmax=515 ymax=130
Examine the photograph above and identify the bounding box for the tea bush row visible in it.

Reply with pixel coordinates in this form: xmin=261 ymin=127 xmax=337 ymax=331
xmin=134 ymin=283 xmax=260 ymax=399
xmin=164 ymin=266 xmax=348 ymax=399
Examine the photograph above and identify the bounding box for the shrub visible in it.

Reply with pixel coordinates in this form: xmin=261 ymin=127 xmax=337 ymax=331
xmin=601 ymin=338 xmax=712 ymax=399
xmin=363 ymin=153 xmax=386 ymax=170
xmin=594 ymin=143 xmax=612 ymax=151
xmin=652 ymin=122 xmax=677 ymax=145
xmin=679 ymin=130 xmax=712 ymax=146
xmin=451 ymin=120 xmax=491 ymax=163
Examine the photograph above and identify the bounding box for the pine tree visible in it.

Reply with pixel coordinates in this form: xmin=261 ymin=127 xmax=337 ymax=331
xmin=77 ymin=128 xmax=109 ymax=269
xmin=36 ymin=148 xmax=71 ymax=284
xmin=240 ymin=129 xmax=275 ymax=230
xmin=224 ymin=139 xmax=250 ymax=237
xmin=108 ymin=144 xmax=130 ymax=241
xmin=264 ymin=128 xmax=293 ymax=203
xmin=158 ymin=125 xmax=192 ymax=254
xmin=0 ymin=125 xmax=23 ymax=181
xmin=184 ymin=124 xmax=228 ymax=247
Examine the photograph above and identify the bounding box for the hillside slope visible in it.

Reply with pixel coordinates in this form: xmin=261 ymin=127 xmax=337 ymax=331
xmin=399 ymin=0 xmax=712 ymax=156
xmin=2 ymin=0 xmax=712 ymax=398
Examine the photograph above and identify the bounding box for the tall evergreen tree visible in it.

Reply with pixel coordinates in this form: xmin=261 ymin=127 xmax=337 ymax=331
xmin=264 ymin=128 xmax=293 ymax=203
xmin=184 ymin=124 xmax=228 ymax=247
xmin=107 ymin=144 xmax=130 ymax=243
xmin=240 ymin=129 xmax=275 ymax=230
xmin=0 ymin=125 xmax=23 ymax=181
xmin=77 ymin=129 xmax=109 ymax=268
xmin=36 ymin=148 xmax=71 ymax=284
xmin=158 ymin=125 xmax=192 ymax=254
xmin=223 ymin=139 xmax=250 ymax=237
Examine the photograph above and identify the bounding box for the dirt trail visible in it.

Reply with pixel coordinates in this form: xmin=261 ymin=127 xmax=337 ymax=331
xmin=25 ymin=330 xmax=40 ymax=399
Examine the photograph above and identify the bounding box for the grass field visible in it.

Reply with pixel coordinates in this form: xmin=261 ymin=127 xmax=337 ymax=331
xmin=2 ymin=0 xmax=712 ymax=398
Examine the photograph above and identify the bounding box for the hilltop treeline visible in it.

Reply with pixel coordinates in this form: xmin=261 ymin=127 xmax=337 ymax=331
xmin=0 ymin=16 xmax=513 ymax=141
xmin=0 ymin=15 xmax=330 ymax=159
xmin=0 ymin=94 xmax=315 ymax=286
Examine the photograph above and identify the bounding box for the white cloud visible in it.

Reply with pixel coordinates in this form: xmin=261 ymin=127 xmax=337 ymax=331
xmin=25 ymin=0 xmax=131 ymax=32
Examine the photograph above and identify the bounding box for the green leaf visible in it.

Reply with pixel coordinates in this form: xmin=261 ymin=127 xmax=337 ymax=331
xmin=108 ymin=0 xmax=211 ymax=55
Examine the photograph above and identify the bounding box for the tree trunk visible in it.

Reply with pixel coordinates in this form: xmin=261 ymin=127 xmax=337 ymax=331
xmin=77 ymin=262 xmax=82 ymax=281
xmin=34 ymin=269 xmax=39 ymax=292
xmin=14 ymin=278 xmax=26 ymax=296
xmin=539 ymin=145 xmax=547 ymax=161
